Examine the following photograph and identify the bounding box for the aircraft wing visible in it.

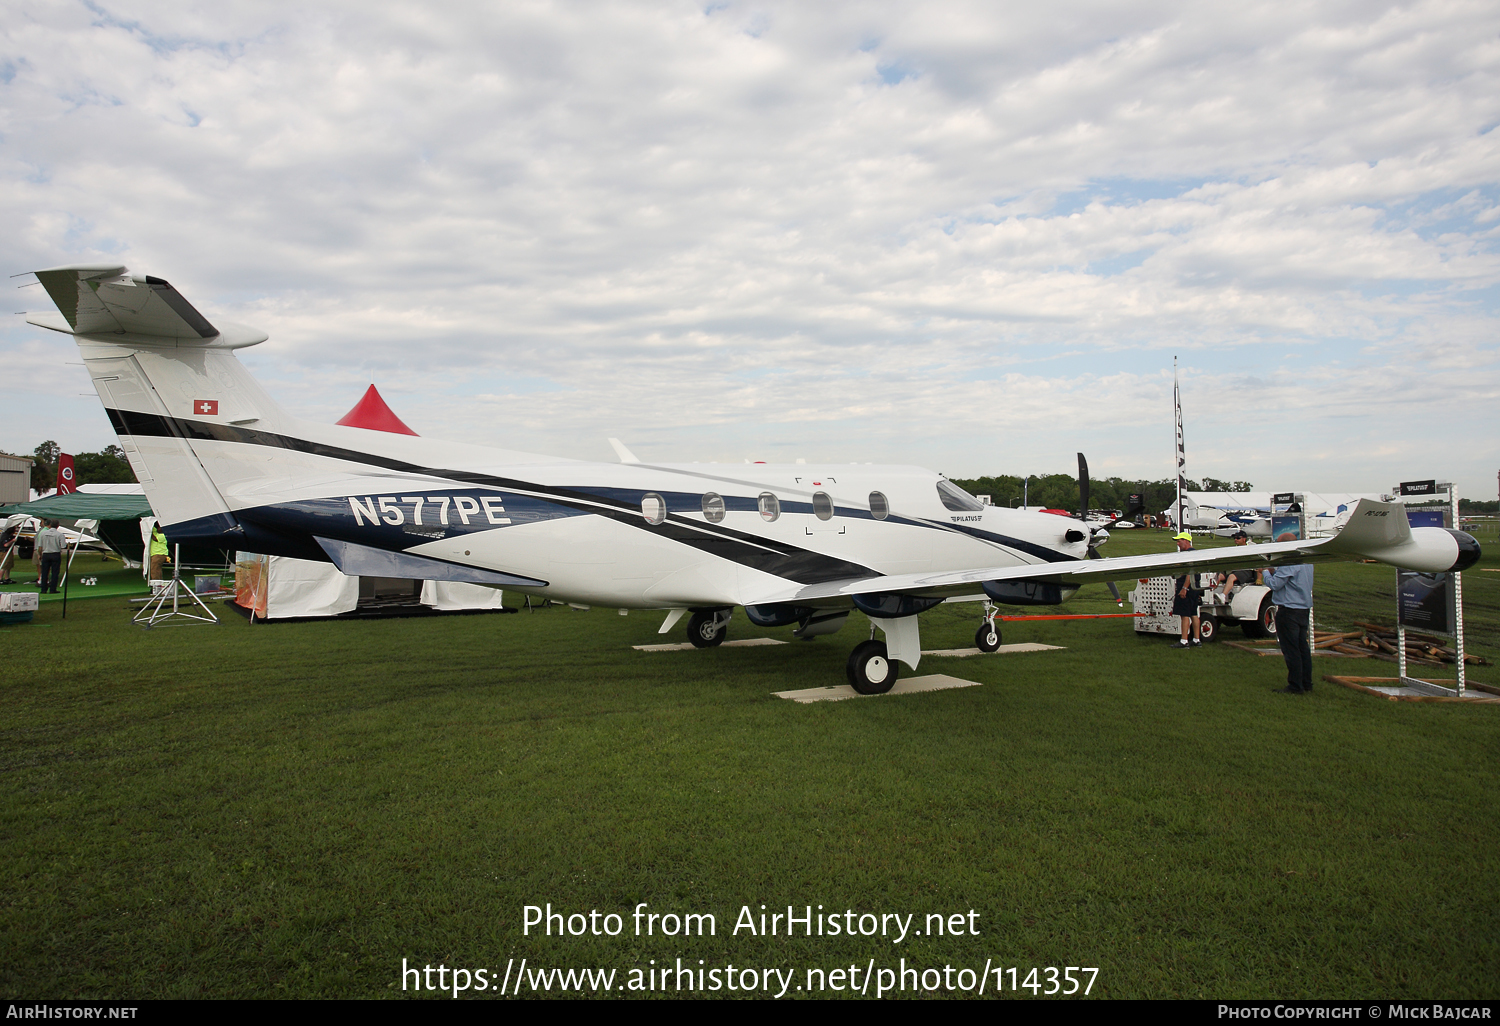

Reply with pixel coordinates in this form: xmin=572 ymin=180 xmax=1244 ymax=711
xmin=750 ymin=499 xmax=1476 ymax=606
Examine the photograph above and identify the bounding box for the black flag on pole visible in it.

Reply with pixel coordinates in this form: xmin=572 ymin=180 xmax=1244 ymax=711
xmin=1174 ymin=358 xmax=1186 ymax=531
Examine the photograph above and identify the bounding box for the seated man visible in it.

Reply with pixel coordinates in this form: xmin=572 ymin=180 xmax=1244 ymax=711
xmin=1215 ymin=530 xmax=1259 ymax=600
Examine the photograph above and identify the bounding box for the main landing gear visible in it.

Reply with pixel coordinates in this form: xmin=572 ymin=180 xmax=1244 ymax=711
xmin=974 ymin=602 xmax=1002 ymax=653
xmin=847 ymin=639 xmax=896 ymax=695
xmin=687 ymin=609 xmax=732 ymax=648
xmin=847 ymin=602 xmax=1003 ymax=694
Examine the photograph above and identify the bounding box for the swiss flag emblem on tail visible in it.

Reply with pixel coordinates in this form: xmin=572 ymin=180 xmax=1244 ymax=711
xmin=195 ymin=400 xmax=219 ymax=416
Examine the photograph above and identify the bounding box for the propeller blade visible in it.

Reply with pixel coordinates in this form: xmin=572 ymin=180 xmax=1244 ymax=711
xmin=1077 ymin=452 xmax=1090 ymax=521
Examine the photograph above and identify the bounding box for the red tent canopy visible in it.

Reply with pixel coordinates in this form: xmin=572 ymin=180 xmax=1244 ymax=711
xmin=336 ymin=385 xmax=418 ymax=436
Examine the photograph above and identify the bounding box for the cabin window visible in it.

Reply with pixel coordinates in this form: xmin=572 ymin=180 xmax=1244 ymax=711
xmin=813 ymin=491 xmax=834 ymax=521
xmin=702 ymin=492 xmax=726 ymax=523
xmin=641 ymin=493 xmax=666 ymax=525
xmin=758 ymin=492 xmax=781 ymax=522
xmin=869 ymin=491 xmax=889 ymax=520
xmin=937 ymin=479 xmax=984 ymax=512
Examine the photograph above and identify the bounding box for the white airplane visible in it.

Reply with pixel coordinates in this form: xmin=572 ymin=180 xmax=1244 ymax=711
xmin=24 ymin=264 xmax=1482 ymax=692
xmin=1183 ymin=505 xmax=1273 ymax=538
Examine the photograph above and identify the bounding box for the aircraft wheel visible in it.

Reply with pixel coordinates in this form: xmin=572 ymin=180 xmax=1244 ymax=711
xmin=847 ymin=640 xmax=897 ymax=694
xmin=975 ymin=622 xmax=1002 ymax=652
xmin=687 ymin=611 xmax=727 ymax=648
xmin=1198 ymin=615 xmax=1219 ymax=644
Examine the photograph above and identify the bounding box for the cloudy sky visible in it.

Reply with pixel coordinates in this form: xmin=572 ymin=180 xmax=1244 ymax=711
xmin=2 ymin=0 xmax=1497 ymax=498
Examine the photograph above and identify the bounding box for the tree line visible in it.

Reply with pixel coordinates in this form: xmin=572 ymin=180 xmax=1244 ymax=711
xmin=947 ymin=474 xmax=1251 ymax=514
xmin=4 ymin=439 xmax=1494 ymax=514
xmin=2 ymin=441 xmax=137 ymax=493
xmin=948 ymin=472 xmax=1499 ymax=516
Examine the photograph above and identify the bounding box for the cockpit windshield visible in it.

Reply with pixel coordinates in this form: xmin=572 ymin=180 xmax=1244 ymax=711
xmin=936 ymin=479 xmax=985 ymax=512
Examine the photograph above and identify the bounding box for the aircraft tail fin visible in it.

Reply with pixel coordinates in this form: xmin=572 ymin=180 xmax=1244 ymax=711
xmin=28 ymin=264 xmax=294 ymax=549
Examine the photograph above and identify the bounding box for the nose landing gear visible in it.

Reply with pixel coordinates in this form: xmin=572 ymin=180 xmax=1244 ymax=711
xmin=975 ymin=602 xmax=1002 ymax=652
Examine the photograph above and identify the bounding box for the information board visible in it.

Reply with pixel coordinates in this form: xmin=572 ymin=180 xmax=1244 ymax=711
xmin=1269 ymin=514 xmax=1302 ymax=542
xmin=1397 ymin=570 xmax=1456 ymax=636
xmin=1404 ymin=508 xmax=1447 ymax=529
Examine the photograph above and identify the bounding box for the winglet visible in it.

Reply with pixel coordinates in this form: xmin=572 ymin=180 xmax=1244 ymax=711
xmin=608 ymin=438 xmax=641 ymax=464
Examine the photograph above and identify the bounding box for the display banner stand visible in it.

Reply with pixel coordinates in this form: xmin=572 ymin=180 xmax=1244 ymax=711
xmin=134 ymin=544 xmax=219 ymax=628
xmin=1395 ymin=479 xmax=1464 ymax=697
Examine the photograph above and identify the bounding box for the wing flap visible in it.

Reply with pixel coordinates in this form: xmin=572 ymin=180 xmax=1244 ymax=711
xmin=760 ymin=538 xmax=1323 ymax=605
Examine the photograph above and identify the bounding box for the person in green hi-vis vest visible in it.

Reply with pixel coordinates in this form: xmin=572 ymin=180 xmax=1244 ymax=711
xmin=149 ymin=523 xmax=171 ymax=581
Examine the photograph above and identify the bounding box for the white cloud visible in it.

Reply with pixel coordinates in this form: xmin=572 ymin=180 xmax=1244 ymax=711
xmin=1 ymin=0 xmax=1496 ymax=496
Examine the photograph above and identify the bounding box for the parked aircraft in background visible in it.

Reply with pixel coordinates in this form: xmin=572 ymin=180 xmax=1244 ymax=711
xmin=24 ymin=264 xmax=1482 ymax=692
xmin=1183 ymin=504 xmax=1273 ymax=538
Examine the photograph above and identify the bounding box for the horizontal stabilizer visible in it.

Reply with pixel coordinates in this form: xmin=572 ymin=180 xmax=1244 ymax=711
xmin=314 ymin=536 xmax=548 ymax=588
xmin=29 ymin=264 xmax=266 ymax=348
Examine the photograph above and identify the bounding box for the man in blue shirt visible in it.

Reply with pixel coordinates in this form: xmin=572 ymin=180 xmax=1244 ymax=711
xmin=1262 ymin=563 xmax=1314 ymax=693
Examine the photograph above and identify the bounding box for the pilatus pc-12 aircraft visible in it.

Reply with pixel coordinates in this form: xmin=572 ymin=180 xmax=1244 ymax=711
xmin=25 ymin=264 xmax=1482 ymax=692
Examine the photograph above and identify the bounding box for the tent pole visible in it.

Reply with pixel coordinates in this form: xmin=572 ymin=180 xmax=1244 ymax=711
xmin=61 ymin=533 xmax=81 ymax=619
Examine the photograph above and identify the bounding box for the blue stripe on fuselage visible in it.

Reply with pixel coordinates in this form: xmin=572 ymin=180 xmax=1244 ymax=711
xmin=243 ymin=489 xmax=589 ymax=552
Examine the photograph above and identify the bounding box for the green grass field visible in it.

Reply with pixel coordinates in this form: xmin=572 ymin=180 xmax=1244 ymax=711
xmin=1 ymin=554 xmax=153 ymax=605
xmin=2 ymin=533 xmax=1497 ymax=1000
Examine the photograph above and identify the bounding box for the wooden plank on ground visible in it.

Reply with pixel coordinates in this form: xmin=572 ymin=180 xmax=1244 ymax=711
xmin=1324 ymin=675 xmax=1500 ymax=704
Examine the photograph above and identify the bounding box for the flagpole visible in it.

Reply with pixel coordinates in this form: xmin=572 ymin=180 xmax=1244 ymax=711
xmin=1174 ymin=356 xmax=1185 ymax=533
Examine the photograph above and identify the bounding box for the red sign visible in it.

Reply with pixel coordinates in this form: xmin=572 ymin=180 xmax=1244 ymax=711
xmin=194 ymin=399 xmax=219 ymax=416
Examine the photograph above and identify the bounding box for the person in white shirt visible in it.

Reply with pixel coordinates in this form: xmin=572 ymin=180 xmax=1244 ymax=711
xmin=36 ymin=520 xmax=65 ymax=593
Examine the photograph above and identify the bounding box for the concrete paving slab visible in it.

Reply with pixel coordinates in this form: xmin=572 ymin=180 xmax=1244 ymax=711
xmin=774 ymin=673 xmax=983 ymax=704
xmin=633 ymin=637 xmax=789 ymax=652
xmin=922 ymin=643 xmax=1064 ymax=657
